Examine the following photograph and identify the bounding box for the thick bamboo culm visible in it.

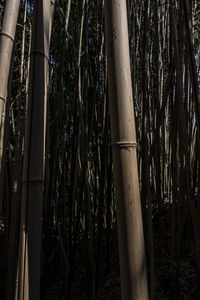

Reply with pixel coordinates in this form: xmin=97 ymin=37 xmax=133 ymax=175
xmin=16 ymin=1 xmax=51 ymax=299
xmin=104 ymin=1 xmax=148 ymax=299
xmin=0 ymin=0 xmax=21 ymax=130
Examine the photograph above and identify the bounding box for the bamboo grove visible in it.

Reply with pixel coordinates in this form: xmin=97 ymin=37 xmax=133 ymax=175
xmin=0 ymin=0 xmax=199 ymax=299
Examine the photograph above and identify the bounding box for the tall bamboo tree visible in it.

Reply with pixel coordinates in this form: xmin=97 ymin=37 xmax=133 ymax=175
xmin=0 ymin=0 xmax=20 ymax=130
xmin=16 ymin=1 xmax=51 ymax=299
xmin=104 ymin=0 xmax=148 ymax=299
xmin=0 ymin=0 xmax=21 ymax=210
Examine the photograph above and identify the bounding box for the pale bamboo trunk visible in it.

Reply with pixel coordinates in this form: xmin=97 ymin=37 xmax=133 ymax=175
xmin=7 ymin=2 xmax=28 ymax=297
xmin=0 ymin=0 xmax=20 ymax=129
xmin=0 ymin=0 xmax=20 ymax=212
xmin=16 ymin=1 xmax=51 ymax=299
xmin=104 ymin=1 xmax=148 ymax=299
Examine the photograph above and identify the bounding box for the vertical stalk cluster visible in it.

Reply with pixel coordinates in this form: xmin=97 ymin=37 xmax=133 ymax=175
xmin=0 ymin=0 xmax=199 ymax=299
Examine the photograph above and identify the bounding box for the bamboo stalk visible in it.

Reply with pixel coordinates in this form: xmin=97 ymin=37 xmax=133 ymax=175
xmin=17 ymin=1 xmax=51 ymax=299
xmin=7 ymin=2 xmax=28 ymax=298
xmin=0 ymin=0 xmax=20 ymax=130
xmin=104 ymin=1 xmax=148 ymax=299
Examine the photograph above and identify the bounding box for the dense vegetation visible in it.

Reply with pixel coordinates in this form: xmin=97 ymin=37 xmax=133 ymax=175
xmin=0 ymin=0 xmax=200 ymax=299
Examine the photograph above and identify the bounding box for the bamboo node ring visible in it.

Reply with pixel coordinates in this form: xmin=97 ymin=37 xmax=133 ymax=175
xmin=0 ymin=96 xmax=5 ymax=103
xmin=31 ymin=50 xmax=49 ymax=61
xmin=0 ymin=31 xmax=14 ymax=42
xmin=112 ymin=141 xmax=137 ymax=148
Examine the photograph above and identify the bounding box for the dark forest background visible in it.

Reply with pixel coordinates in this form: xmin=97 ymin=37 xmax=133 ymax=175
xmin=0 ymin=0 xmax=200 ymax=299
